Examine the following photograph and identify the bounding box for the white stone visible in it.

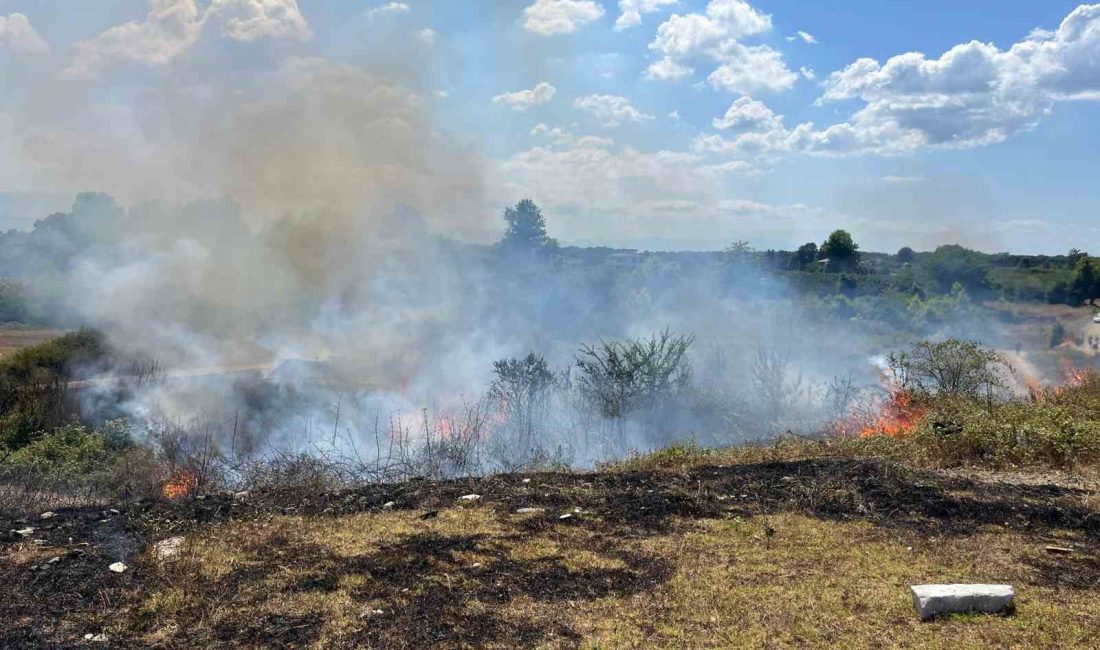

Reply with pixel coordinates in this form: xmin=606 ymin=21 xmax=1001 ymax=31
xmin=14 ymin=527 xmax=34 ymax=536
xmin=153 ymin=536 xmax=185 ymax=561
xmin=382 ymin=501 xmax=396 ymax=509
xmin=40 ymin=511 xmax=56 ymax=519
xmin=516 ymin=507 xmax=545 ymax=514
xmin=108 ymin=562 xmax=128 ymax=573
xmin=458 ymin=494 xmax=481 ymax=501
xmin=910 ymin=584 xmax=1015 ymax=621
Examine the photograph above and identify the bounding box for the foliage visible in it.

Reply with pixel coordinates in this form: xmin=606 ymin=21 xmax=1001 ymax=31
xmin=1067 ymin=257 xmax=1100 ymax=305
xmin=819 ymin=229 xmax=861 ymax=272
xmin=488 ymin=353 xmax=558 ymax=459
xmin=575 ymin=329 xmax=695 ymax=418
xmin=499 ymin=199 xmax=558 ymax=252
xmin=0 ymin=329 xmax=111 ymax=454
xmin=896 ymin=246 xmax=916 ymax=264
xmin=0 ymin=420 xmax=158 ymax=509
xmin=0 ymin=280 xmax=35 ymax=323
xmin=887 ymin=338 xmax=1011 ymax=399
xmin=918 ymin=245 xmax=991 ymax=296
xmin=906 ymin=383 xmax=1100 ymax=467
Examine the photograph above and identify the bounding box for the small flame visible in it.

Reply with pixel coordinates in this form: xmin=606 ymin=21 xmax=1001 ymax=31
xmin=1059 ymin=359 xmax=1090 ymax=388
xmin=836 ymin=361 xmax=927 ymax=439
xmin=437 ymin=416 xmax=454 ymax=439
xmin=1033 ymin=361 xmax=1095 ymax=401
xmin=162 ymin=470 xmax=198 ymax=499
xmin=855 ymin=389 xmax=926 ymax=439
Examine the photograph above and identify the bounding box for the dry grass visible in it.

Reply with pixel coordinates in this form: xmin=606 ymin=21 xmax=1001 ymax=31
xmin=122 ymin=493 xmax=1098 ymax=648
xmin=5 ymin=448 xmax=1100 ymax=648
xmin=0 ymin=327 xmax=66 ymax=358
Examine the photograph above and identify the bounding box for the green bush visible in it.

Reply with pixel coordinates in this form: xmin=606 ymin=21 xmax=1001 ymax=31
xmin=0 ymin=329 xmax=111 ymax=454
xmin=909 ymin=396 xmax=1100 ymax=466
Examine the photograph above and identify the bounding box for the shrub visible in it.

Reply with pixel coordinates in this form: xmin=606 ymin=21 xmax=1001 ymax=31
xmin=575 ymin=329 xmax=695 ymax=418
xmin=887 ymin=339 xmax=1011 ymax=400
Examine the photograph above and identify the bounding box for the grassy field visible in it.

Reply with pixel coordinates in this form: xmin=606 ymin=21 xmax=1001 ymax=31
xmin=4 ymin=444 xmax=1098 ymax=649
xmin=0 ymin=327 xmax=66 ymax=359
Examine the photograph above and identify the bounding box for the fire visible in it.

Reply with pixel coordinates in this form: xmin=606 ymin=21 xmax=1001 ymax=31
xmin=1032 ymin=361 xmax=1096 ymax=401
xmin=1059 ymin=359 xmax=1091 ymax=388
xmin=437 ymin=416 xmax=454 ymax=440
xmin=854 ymin=389 xmax=926 ymax=439
xmin=836 ymin=362 xmax=927 ymax=439
xmin=162 ymin=470 xmax=198 ymax=499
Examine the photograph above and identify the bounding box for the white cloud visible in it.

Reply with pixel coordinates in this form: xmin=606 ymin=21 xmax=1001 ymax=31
xmin=706 ymin=42 xmax=798 ymax=93
xmin=523 ymin=0 xmax=605 ymax=36
xmin=209 ymin=0 xmax=311 ymax=42
xmin=668 ymin=110 xmax=681 ymax=121
xmin=646 ymin=56 xmax=693 ymax=81
xmin=493 ymin=82 xmax=557 ymax=111
xmin=364 ymin=2 xmax=411 ymax=19
xmin=712 ymin=97 xmax=782 ymax=131
xmin=789 ymin=30 xmax=816 ymax=44
xmin=0 ymin=13 xmax=50 ymax=54
xmin=615 ymin=0 xmax=678 ymax=31
xmin=573 ymin=94 xmax=655 ymax=127
xmin=416 ymin=28 xmax=436 ymax=45
xmin=647 ymin=0 xmax=796 ymax=94
xmin=64 ymin=0 xmax=311 ymax=79
xmin=501 ymin=128 xmax=762 ymax=238
xmin=695 ymin=4 xmax=1100 ymax=157
xmin=799 ymin=66 xmax=816 ymax=80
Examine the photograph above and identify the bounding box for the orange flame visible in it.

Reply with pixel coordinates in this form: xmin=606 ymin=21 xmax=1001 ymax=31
xmin=1059 ymin=359 xmax=1090 ymax=388
xmin=854 ymin=389 xmax=926 ymax=438
xmin=836 ymin=364 xmax=927 ymax=439
xmin=162 ymin=470 xmax=198 ymax=499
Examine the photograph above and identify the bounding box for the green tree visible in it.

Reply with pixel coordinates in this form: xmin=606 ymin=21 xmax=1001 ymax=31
xmin=919 ymin=244 xmax=990 ymax=296
xmin=896 ymin=246 xmax=916 ymax=264
xmin=819 ymin=230 xmax=861 ymax=272
xmin=499 ymin=199 xmax=557 ymax=252
xmin=887 ymin=339 xmax=1011 ymax=400
xmin=794 ymin=242 xmax=819 ymax=269
xmin=1069 ymin=257 xmax=1100 ymax=306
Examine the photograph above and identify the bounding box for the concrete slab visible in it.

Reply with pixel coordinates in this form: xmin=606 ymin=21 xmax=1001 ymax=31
xmin=910 ymin=584 xmax=1015 ymax=621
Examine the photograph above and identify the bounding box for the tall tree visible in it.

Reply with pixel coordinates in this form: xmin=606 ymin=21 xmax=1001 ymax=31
xmin=499 ymin=199 xmax=557 ymax=252
xmin=819 ymin=229 xmax=861 ymax=272
xmin=794 ymin=242 xmax=819 ymax=269
xmin=1069 ymin=257 xmax=1100 ymax=306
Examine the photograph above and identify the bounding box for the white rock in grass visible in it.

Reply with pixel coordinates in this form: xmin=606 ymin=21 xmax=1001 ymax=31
xmin=910 ymin=584 xmax=1015 ymax=621
xmin=458 ymin=494 xmax=481 ymax=501
xmin=108 ymin=562 xmax=128 ymax=573
xmin=153 ymin=536 xmax=185 ymax=561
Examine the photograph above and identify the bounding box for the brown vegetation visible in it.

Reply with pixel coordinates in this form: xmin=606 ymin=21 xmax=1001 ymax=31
xmin=3 ymin=445 xmax=1099 ymax=648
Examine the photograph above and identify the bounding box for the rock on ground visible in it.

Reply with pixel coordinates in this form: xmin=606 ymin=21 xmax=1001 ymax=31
xmin=153 ymin=536 xmax=186 ymax=561
xmin=910 ymin=584 xmax=1015 ymax=621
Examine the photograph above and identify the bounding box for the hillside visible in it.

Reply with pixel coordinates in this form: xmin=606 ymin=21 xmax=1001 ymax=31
xmin=4 ymin=443 xmax=1098 ymax=649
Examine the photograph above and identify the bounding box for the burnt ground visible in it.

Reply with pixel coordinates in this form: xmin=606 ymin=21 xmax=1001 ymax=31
xmin=3 ymin=457 xmax=1099 ymax=648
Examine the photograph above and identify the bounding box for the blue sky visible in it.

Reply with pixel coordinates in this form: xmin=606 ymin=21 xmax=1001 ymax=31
xmin=1 ymin=1 xmax=1098 ymax=253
